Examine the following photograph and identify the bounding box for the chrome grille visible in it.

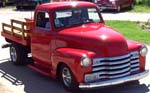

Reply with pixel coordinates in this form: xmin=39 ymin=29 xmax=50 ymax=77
xmin=92 ymin=51 xmax=140 ymax=80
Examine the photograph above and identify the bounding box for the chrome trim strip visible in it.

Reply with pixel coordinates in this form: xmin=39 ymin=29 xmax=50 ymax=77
xmin=93 ymin=53 xmax=130 ymax=62
xmin=97 ymin=71 xmax=131 ymax=79
xmin=131 ymin=68 xmax=140 ymax=72
xmin=131 ymin=60 xmax=139 ymax=63
xmin=93 ymin=51 xmax=139 ymax=66
xmin=93 ymin=58 xmax=130 ymax=66
xmin=92 ymin=67 xmax=130 ymax=75
xmin=130 ymin=51 xmax=139 ymax=55
xmin=131 ymin=55 xmax=139 ymax=59
xmin=131 ymin=64 xmax=139 ymax=68
xmin=79 ymin=70 xmax=149 ymax=89
xmin=93 ymin=63 xmax=130 ymax=71
xmin=131 ymin=60 xmax=139 ymax=64
xmin=106 ymin=71 xmax=130 ymax=78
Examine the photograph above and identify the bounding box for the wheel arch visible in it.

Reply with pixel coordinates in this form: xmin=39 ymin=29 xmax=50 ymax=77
xmin=56 ymin=62 xmax=66 ymax=79
xmin=51 ymin=48 xmax=94 ymax=83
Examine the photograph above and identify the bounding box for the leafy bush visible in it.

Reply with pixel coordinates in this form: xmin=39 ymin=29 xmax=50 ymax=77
xmin=136 ymin=0 xmax=150 ymax=6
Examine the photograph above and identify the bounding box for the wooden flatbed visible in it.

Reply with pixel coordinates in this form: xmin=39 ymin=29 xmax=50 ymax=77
xmin=1 ymin=19 xmax=33 ymax=46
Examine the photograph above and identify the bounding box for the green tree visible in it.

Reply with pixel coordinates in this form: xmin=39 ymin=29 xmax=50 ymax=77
xmin=136 ymin=0 xmax=150 ymax=6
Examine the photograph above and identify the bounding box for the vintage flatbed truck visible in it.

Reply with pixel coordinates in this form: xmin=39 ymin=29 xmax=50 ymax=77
xmin=1 ymin=1 xmax=149 ymax=90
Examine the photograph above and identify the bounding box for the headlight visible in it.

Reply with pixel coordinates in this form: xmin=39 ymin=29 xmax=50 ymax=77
xmin=81 ymin=56 xmax=92 ymax=67
xmin=140 ymin=45 xmax=148 ymax=57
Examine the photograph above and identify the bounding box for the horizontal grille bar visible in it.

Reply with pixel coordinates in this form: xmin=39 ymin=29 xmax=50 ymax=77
xmin=131 ymin=59 xmax=139 ymax=64
xmin=131 ymin=68 xmax=140 ymax=72
xmin=93 ymin=57 xmax=130 ymax=66
xmin=93 ymin=53 xmax=131 ymax=65
xmin=93 ymin=63 xmax=130 ymax=71
xmin=93 ymin=67 xmax=131 ymax=75
xmin=131 ymin=55 xmax=139 ymax=59
xmin=90 ymin=51 xmax=140 ymax=81
xmin=97 ymin=71 xmax=131 ymax=79
xmin=131 ymin=64 xmax=139 ymax=68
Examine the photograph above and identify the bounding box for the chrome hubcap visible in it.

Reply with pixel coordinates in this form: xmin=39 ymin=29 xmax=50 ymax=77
xmin=62 ymin=67 xmax=72 ymax=87
xmin=10 ymin=47 xmax=17 ymax=62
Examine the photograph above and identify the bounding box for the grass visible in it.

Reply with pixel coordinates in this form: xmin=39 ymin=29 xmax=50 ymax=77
xmin=105 ymin=20 xmax=150 ymax=44
xmin=130 ymin=0 xmax=150 ymax=13
xmin=130 ymin=5 xmax=150 ymax=13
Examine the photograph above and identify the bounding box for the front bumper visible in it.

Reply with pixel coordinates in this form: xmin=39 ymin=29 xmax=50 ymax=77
xmin=79 ymin=70 xmax=149 ymax=89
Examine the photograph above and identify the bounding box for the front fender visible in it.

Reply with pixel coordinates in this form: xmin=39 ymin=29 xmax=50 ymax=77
xmin=127 ymin=40 xmax=143 ymax=51
xmin=127 ymin=40 xmax=146 ymax=70
xmin=51 ymin=48 xmax=95 ymax=83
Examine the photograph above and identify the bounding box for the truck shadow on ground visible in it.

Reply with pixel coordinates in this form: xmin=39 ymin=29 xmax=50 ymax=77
xmin=0 ymin=60 xmax=149 ymax=93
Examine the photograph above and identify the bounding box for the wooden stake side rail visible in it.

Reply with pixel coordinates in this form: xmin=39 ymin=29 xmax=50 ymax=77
xmin=2 ymin=19 xmax=32 ymax=40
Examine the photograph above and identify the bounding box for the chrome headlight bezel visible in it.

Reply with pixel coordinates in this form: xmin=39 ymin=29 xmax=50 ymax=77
xmin=80 ymin=56 xmax=92 ymax=67
xmin=140 ymin=45 xmax=148 ymax=57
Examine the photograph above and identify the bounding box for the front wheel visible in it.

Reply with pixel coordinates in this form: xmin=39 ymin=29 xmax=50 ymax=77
xmin=60 ymin=65 xmax=79 ymax=90
xmin=10 ymin=43 xmax=27 ymax=65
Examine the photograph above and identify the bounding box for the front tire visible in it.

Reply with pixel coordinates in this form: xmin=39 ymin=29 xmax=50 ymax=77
xmin=60 ymin=65 xmax=79 ymax=90
xmin=10 ymin=43 xmax=27 ymax=65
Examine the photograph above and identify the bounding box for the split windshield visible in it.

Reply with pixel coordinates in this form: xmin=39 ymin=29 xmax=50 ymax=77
xmin=54 ymin=7 xmax=102 ymax=28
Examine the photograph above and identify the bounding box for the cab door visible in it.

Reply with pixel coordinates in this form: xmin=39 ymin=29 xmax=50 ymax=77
xmin=31 ymin=11 xmax=53 ymax=68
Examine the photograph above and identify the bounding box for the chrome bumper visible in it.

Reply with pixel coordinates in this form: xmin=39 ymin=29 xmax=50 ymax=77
xmin=79 ymin=70 xmax=149 ymax=89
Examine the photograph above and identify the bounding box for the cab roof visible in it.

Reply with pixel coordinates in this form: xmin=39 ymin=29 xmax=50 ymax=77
xmin=36 ymin=1 xmax=97 ymax=10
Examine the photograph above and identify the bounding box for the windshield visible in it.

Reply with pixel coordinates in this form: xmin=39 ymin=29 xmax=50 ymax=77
xmin=54 ymin=7 xmax=102 ymax=28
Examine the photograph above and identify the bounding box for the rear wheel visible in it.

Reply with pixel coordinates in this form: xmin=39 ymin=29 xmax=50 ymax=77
xmin=10 ymin=43 xmax=27 ymax=65
xmin=59 ymin=64 xmax=79 ymax=90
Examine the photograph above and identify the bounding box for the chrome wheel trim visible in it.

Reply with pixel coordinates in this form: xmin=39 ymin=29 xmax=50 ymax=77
xmin=62 ymin=67 xmax=72 ymax=87
xmin=10 ymin=47 xmax=17 ymax=62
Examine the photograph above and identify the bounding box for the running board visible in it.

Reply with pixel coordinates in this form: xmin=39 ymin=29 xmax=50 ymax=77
xmin=28 ymin=64 xmax=50 ymax=77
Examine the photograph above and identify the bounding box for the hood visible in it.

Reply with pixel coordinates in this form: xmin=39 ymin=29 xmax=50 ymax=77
xmin=57 ymin=23 xmax=129 ymax=57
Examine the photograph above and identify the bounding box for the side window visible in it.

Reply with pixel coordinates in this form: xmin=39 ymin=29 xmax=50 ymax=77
xmin=36 ymin=11 xmax=51 ymax=30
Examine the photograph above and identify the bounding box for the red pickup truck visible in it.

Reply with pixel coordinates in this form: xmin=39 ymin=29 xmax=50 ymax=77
xmin=1 ymin=1 xmax=149 ymax=90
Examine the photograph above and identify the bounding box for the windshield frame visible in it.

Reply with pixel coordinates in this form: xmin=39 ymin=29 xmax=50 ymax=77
xmin=53 ymin=6 xmax=104 ymax=29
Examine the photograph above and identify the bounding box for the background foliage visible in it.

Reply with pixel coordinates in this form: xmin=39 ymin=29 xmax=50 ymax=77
xmin=136 ymin=0 xmax=150 ymax=6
